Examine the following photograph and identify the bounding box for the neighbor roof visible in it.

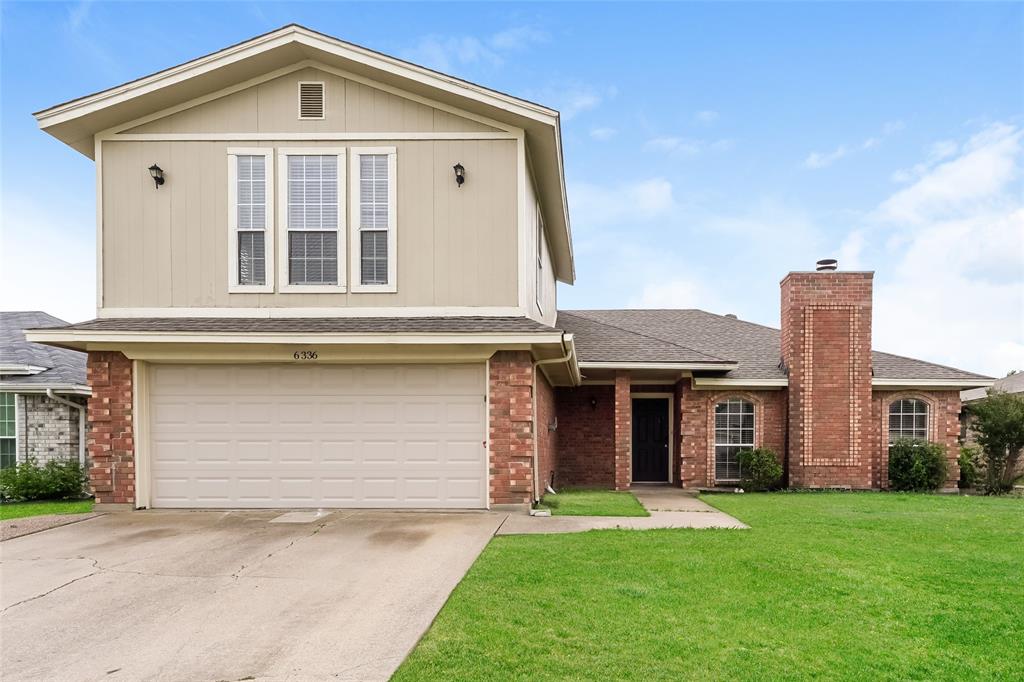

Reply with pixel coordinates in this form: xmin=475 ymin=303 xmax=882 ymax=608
xmin=961 ymin=371 xmax=1024 ymax=402
xmin=557 ymin=309 xmax=992 ymax=384
xmin=34 ymin=23 xmax=574 ymax=284
xmin=0 ymin=312 xmax=88 ymax=390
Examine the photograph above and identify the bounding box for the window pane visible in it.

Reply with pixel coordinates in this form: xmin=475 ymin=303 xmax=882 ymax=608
xmin=0 ymin=393 xmax=15 ymax=469
xmin=236 ymin=155 xmax=265 ymax=231
xmin=238 ymin=231 xmax=266 ymax=285
xmin=289 ymin=231 xmax=337 ymax=285
xmin=714 ymin=399 xmax=755 ymax=483
xmin=288 ymin=155 xmax=338 ymax=231
xmin=361 ymin=230 xmax=388 ymax=285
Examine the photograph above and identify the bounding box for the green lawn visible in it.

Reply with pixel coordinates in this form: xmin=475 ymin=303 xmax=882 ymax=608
xmin=396 ymin=493 xmax=1023 ymax=681
xmin=537 ymin=489 xmax=649 ymax=517
xmin=0 ymin=499 xmax=94 ymax=521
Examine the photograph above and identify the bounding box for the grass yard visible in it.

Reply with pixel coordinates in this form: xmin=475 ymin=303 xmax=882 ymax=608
xmin=0 ymin=499 xmax=94 ymax=521
xmin=536 ymin=489 xmax=649 ymax=517
xmin=395 ymin=493 xmax=1023 ymax=681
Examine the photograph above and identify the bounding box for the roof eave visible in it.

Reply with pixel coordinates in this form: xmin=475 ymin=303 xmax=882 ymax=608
xmin=872 ymin=378 xmax=994 ymax=390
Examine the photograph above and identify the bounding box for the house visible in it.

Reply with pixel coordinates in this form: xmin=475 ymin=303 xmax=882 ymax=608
xmin=27 ymin=25 xmax=992 ymax=510
xmin=960 ymin=372 xmax=1024 ymax=478
xmin=1 ymin=312 xmax=90 ymax=470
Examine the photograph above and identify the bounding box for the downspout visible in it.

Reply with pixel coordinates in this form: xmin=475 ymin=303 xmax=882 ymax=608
xmin=532 ymin=333 xmax=577 ymax=501
xmin=46 ymin=389 xmax=86 ymax=467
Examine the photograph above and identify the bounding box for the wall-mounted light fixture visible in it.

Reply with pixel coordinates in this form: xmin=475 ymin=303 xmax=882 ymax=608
xmin=452 ymin=162 xmax=465 ymax=188
xmin=148 ymin=164 xmax=165 ymax=189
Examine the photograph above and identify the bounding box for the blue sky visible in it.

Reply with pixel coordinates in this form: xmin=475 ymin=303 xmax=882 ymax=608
xmin=1 ymin=1 xmax=1022 ymax=376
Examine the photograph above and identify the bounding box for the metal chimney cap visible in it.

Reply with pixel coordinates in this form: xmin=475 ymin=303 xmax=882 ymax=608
xmin=816 ymin=258 xmax=838 ymax=272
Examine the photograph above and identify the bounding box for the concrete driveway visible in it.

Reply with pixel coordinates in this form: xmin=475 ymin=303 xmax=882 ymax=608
xmin=1 ymin=509 xmax=504 ymax=681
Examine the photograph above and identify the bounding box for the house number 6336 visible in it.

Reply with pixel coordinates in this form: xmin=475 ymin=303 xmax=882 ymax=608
xmin=293 ymin=350 xmax=318 ymax=360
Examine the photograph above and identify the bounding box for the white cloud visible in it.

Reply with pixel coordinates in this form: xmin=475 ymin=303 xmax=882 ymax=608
xmin=694 ymin=110 xmax=719 ymax=124
xmin=803 ymin=145 xmax=848 ymax=169
xmin=402 ymin=25 xmax=548 ymax=72
xmin=630 ymin=278 xmax=716 ymax=309
xmin=589 ymin=127 xmax=617 ymax=140
xmin=870 ymin=123 xmax=1024 ymax=375
xmin=569 ymin=178 xmax=675 ymax=228
xmin=882 ymin=120 xmax=906 ymax=135
xmin=645 ymin=136 xmax=734 ymax=156
xmin=1 ymin=197 xmax=96 ymax=322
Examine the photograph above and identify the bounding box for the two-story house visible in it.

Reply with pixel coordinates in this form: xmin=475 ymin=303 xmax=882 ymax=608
xmin=29 ymin=25 xmax=992 ymax=511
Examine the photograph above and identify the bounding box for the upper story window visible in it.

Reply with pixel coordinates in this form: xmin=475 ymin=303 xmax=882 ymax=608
xmin=714 ymin=398 xmax=755 ymax=483
xmin=278 ymin=149 xmax=345 ymax=292
xmin=889 ymin=398 xmax=929 ymax=444
xmin=228 ymin=149 xmax=273 ymax=293
xmin=350 ymin=147 xmax=397 ymax=292
xmin=297 ymin=81 xmax=325 ymax=120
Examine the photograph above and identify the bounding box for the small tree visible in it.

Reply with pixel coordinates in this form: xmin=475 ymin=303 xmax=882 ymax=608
xmin=968 ymin=389 xmax=1024 ymax=494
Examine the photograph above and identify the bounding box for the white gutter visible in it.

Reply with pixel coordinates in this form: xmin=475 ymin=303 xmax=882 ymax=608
xmin=530 ymin=333 xmax=578 ymax=501
xmin=579 ymin=361 xmax=738 ymax=372
xmin=872 ymin=378 xmax=995 ymax=389
xmin=692 ymin=377 xmax=789 ymax=389
xmin=25 ymin=330 xmax=568 ymax=347
xmin=0 ymin=383 xmax=91 ymax=396
xmin=46 ymin=389 xmax=86 ymax=467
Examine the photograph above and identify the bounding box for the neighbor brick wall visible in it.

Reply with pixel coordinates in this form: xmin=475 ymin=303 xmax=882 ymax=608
xmin=781 ymin=272 xmax=874 ymax=488
xmin=535 ymin=370 xmax=558 ymax=497
xmin=872 ymin=390 xmax=961 ymax=490
xmin=87 ymin=351 xmax=135 ymax=506
xmin=555 ymin=385 xmax=616 ymax=487
xmin=488 ymin=351 xmax=534 ymax=506
xmin=15 ymin=393 xmax=85 ymax=465
xmin=677 ymin=378 xmax=787 ymax=487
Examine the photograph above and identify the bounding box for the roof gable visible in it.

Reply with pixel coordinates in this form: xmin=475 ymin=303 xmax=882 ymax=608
xmin=0 ymin=312 xmax=87 ymax=388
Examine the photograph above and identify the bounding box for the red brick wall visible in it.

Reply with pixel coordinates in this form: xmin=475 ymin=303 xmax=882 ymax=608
xmin=535 ymin=370 xmax=558 ymax=496
xmin=782 ymin=272 xmax=874 ymax=488
xmin=872 ymin=390 xmax=962 ymax=490
xmin=488 ymin=351 xmax=535 ymax=506
xmin=677 ymin=378 xmax=788 ymax=487
xmin=86 ymin=351 xmax=135 ymax=506
xmin=555 ymin=385 xmax=616 ymax=488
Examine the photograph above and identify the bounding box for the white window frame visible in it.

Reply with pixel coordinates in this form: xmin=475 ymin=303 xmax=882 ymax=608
xmin=714 ymin=398 xmax=755 ymax=484
xmin=297 ymin=81 xmax=326 ymax=120
xmin=0 ymin=392 xmax=18 ymax=469
xmin=888 ymin=398 xmax=930 ymax=444
xmin=277 ymin=147 xmax=347 ymax=293
xmin=350 ymin=146 xmax=398 ymax=293
xmin=227 ymin=148 xmax=274 ymax=294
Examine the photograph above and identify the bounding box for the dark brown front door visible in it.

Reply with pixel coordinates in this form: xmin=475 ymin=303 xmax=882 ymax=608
xmin=632 ymin=398 xmax=669 ymax=482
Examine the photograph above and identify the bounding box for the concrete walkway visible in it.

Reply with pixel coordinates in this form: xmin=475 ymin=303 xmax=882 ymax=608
xmin=496 ymin=487 xmax=747 ymax=535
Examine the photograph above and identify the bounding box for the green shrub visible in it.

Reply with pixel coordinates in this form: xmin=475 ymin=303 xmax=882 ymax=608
xmin=958 ymin=445 xmax=982 ymax=488
xmin=967 ymin=389 xmax=1024 ymax=495
xmin=888 ymin=440 xmax=948 ymax=492
xmin=738 ymin=448 xmax=783 ymax=491
xmin=0 ymin=458 xmax=87 ymax=502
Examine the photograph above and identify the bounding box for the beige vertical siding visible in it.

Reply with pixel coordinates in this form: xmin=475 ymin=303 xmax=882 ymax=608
xmin=125 ymin=67 xmax=501 ymax=135
xmin=524 ymin=167 xmax=557 ymax=325
xmin=101 ymin=139 xmax=518 ymax=308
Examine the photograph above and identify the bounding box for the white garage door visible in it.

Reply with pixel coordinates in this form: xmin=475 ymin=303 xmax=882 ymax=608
xmin=148 ymin=364 xmax=487 ymax=509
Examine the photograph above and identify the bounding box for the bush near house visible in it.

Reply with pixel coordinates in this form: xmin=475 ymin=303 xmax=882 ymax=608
xmin=967 ymin=389 xmax=1024 ymax=494
xmin=958 ymin=445 xmax=982 ymax=489
xmin=0 ymin=458 xmax=87 ymax=502
xmin=738 ymin=448 xmax=783 ymax=491
xmin=888 ymin=440 xmax=947 ymax=492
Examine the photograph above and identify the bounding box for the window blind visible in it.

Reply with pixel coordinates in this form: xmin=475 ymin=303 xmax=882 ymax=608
xmin=287 ymin=154 xmax=338 ymax=285
xmin=359 ymin=154 xmax=389 ymax=285
xmin=235 ymin=155 xmax=266 ymax=286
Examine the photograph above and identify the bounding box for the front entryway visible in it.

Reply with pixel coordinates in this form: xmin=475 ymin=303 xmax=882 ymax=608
xmin=632 ymin=398 xmax=669 ymax=482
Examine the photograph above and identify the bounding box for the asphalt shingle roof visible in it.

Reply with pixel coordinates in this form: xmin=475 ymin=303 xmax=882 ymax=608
xmin=52 ymin=316 xmax=559 ymax=334
xmin=557 ymin=309 xmax=990 ymax=382
xmin=1 ymin=311 xmax=87 ymax=387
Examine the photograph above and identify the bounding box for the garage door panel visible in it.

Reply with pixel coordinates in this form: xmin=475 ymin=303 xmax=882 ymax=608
xmin=149 ymin=363 xmax=486 ymax=509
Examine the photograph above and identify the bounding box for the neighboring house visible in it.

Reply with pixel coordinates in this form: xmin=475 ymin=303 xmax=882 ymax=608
xmin=1 ymin=312 xmax=90 ymax=470
xmin=27 ymin=25 xmax=991 ymax=510
xmin=961 ymin=372 xmax=1024 ymax=477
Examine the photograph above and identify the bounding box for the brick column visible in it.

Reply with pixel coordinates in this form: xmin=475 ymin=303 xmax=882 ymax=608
xmin=488 ymin=351 xmax=535 ymax=508
xmin=87 ymin=351 xmax=135 ymax=508
xmin=613 ymin=371 xmax=631 ymax=490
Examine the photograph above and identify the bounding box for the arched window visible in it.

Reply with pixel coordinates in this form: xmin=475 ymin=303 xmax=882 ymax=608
xmin=888 ymin=398 xmax=929 ymax=444
xmin=715 ymin=398 xmax=754 ymax=483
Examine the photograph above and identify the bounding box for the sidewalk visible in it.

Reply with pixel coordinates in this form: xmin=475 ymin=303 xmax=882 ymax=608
xmin=495 ymin=487 xmax=747 ymax=535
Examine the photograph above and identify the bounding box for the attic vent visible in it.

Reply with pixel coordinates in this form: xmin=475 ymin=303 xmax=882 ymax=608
xmin=298 ymin=82 xmax=325 ymax=119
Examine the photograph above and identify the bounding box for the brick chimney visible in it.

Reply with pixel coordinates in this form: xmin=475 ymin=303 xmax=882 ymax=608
xmin=781 ymin=262 xmax=874 ymax=488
